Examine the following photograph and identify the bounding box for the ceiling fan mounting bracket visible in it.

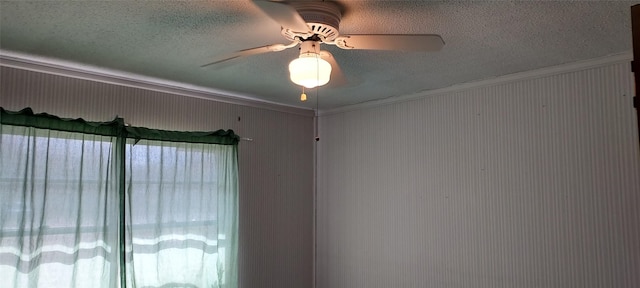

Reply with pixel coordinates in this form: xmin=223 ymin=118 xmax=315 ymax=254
xmin=335 ymin=37 xmax=354 ymax=49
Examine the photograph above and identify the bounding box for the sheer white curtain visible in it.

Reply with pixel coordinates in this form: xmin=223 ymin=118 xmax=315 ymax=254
xmin=124 ymin=139 xmax=238 ymax=288
xmin=0 ymin=124 xmax=119 ymax=288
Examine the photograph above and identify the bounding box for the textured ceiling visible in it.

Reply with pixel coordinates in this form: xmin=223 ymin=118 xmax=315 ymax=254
xmin=0 ymin=1 xmax=635 ymax=110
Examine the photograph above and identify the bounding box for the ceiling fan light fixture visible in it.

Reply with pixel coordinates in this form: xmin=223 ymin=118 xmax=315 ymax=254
xmin=289 ymin=52 xmax=332 ymax=89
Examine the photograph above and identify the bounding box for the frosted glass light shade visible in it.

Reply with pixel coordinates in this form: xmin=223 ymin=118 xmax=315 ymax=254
xmin=289 ymin=53 xmax=332 ymax=89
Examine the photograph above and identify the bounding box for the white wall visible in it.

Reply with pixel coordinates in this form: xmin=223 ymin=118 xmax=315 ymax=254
xmin=317 ymin=57 xmax=640 ymax=287
xmin=0 ymin=66 xmax=315 ymax=288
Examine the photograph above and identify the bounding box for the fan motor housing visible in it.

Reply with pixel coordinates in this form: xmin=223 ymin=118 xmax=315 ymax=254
xmin=281 ymin=2 xmax=342 ymax=42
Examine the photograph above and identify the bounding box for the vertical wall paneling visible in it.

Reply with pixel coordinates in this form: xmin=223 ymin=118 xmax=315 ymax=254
xmin=317 ymin=60 xmax=640 ymax=287
xmin=0 ymin=66 xmax=315 ymax=288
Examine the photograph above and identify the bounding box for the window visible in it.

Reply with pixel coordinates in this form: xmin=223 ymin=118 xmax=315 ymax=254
xmin=0 ymin=108 xmax=238 ymax=288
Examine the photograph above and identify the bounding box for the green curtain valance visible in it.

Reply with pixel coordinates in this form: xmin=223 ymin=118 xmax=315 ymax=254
xmin=1 ymin=107 xmax=239 ymax=145
xmin=126 ymin=126 xmax=239 ymax=145
xmin=1 ymin=107 xmax=124 ymax=136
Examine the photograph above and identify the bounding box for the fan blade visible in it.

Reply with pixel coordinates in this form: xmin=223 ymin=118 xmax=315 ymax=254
xmin=201 ymin=43 xmax=292 ymax=67
xmin=253 ymin=1 xmax=310 ymax=33
xmin=335 ymin=34 xmax=444 ymax=51
xmin=319 ymin=51 xmax=348 ymax=87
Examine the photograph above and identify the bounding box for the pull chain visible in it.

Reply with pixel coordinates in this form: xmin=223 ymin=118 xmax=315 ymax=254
xmin=301 ymin=87 xmax=307 ymax=101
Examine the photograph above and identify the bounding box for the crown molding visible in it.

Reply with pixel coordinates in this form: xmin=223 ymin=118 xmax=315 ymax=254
xmin=320 ymin=52 xmax=633 ymax=116
xmin=2 ymin=50 xmax=631 ymax=118
xmin=0 ymin=50 xmax=315 ymax=117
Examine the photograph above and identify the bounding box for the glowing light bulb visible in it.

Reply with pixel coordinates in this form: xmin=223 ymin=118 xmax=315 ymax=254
xmin=289 ymin=53 xmax=332 ymax=89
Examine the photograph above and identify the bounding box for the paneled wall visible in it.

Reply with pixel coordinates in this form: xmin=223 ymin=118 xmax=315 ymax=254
xmin=317 ymin=59 xmax=640 ymax=287
xmin=0 ymin=66 xmax=314 ymax=288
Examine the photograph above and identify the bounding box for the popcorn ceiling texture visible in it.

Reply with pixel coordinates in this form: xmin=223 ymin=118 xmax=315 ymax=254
xmin=0 ymin=0 xmax=635 ymax=109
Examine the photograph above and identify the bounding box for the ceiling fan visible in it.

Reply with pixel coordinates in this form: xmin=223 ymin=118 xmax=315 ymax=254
xmin=202 ymin=0 xmax=445 ymax=89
